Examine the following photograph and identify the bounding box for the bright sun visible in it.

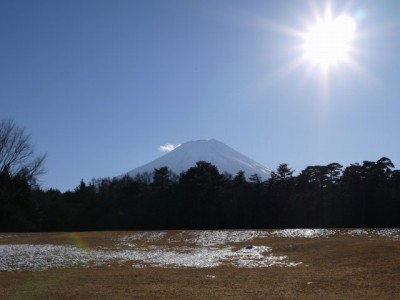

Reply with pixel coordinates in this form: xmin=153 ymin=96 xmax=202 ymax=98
xmin=302 ymin=11 xmax=356 ymax=68
xmin=265 ymin=1 xmax=368 ymax=88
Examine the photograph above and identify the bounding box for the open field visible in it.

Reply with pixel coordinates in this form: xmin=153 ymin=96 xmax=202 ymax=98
xmin=1 ymin=229 xmax=399 ymax=299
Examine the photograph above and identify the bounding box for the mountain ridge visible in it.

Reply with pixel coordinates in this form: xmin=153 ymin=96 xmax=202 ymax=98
xmin=123 ymin=139 xmax=271 ymax=180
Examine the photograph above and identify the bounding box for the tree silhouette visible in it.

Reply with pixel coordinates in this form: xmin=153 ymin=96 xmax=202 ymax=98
xmin=0 ymin=119 xmax=46 ymax=186
xmin=178 ymin=161 xmax=225 ymax=228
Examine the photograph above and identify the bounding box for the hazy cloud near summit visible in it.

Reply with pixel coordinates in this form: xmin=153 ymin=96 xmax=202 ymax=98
xmin=158 ymin=143 xmax=181 ymax=152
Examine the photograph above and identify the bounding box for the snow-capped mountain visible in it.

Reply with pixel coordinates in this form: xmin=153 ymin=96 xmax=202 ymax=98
xmin=124 ymin=139 xmax=271 ymax=180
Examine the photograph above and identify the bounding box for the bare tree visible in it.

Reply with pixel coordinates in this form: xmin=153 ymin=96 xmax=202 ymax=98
xmin=0 ymin=119 xmax=46 ymax=184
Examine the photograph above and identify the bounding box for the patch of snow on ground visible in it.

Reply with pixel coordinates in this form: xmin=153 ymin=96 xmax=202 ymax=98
xmin=0 ymin=244 xmax=92 ymax=272
xmin=346 ymin=229 xmax=370 ymax=236
xmin=271 ymin=229 xmax=336 ymax=238
xmin=0 ymin=231 xmax=301 ymax=271
xmin=230 ymin=246 xmax=301 ymax=268
xmin=188 ymin=230 xmax=270 ymax=246
xmin=371 ymin=229 xmax=400 ymax=239
xmin=118 ymin=232 xmax=166 ymax=243
xmin=0 ymin=243 xmax=300 ymax=271
xmin=106 ymin=231 xmax=298 ymax=268
xmin=346 ymin=229 xmax=400 ymax=239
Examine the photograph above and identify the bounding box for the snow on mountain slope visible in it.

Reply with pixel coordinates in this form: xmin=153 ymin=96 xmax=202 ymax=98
xmin=124 ymin=139 xmax=271 ymax=180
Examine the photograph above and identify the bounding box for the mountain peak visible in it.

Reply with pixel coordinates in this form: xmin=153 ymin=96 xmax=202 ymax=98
xmin=124 ymin=139 xmax=271 ymax=180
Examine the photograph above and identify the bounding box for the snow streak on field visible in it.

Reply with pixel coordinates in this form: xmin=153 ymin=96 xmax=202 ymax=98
xmin=0 ymin=229 xmax=398 ymax=272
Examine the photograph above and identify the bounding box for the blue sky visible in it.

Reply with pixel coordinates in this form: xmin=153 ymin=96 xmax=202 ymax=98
xmin=1 ymin=0 xmax=399 ymax=191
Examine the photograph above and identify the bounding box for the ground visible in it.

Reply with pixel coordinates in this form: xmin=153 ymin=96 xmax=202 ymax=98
xmin=0 ymin=230 xmax=399 ymax=299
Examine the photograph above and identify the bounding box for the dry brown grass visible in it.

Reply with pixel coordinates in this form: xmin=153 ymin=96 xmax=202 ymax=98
xmin=1 ymin=231 xmax=399 ymax=299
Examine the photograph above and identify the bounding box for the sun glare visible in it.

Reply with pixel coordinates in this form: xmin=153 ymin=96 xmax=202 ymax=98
xmin=302 ymin=10 xmax=356 ymax=69
xmin=260 ymin=0 xmax=372 ymax=92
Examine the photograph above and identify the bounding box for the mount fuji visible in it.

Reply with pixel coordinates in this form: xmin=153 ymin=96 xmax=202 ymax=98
xmin=123 ymin=139 xmax=271 ymax=180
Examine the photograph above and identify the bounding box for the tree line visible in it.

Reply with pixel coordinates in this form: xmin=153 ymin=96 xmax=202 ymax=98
xmin=0 ymin=119 xmax=399 ymax=231
xmin=1 ymin=159 xmax=400 ymax=231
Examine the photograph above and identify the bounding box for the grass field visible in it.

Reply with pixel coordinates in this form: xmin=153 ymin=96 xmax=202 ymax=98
xmin=1 ymin=229 xmax=399 ymax=299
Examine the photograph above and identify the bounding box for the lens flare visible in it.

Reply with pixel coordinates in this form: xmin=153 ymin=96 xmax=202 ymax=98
xmin=68 ymin=233 xmax=91 ymax=254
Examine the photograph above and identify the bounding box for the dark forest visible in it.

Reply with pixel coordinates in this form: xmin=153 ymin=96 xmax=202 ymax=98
xmin=1 ymin=158 xmax=399 ymax=232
